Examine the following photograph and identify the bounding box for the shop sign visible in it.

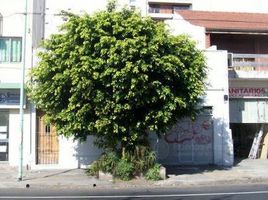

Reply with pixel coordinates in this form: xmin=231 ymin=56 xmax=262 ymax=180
xmin=229 ymin=87 xmax=268 ymax=97
xmin=0 ymin=89 xmax=20 ymax=105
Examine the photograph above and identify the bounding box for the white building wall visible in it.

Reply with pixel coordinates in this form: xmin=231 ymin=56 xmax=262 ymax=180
xmin=0 ymin=0 xmax=25 ymax=36
xmin=165 ymin=17 xmax=206 ymax=49
xmin=137 ymin=0 xmax=268 ymax=15
xmin=44 ymin=0 xmax=109 ymax=38
xmin=162 ymin=17 xmax=233 ymax=166
xmin=0 ymin=1 xmax=25 ymax=83
xmin=0 ymin=0 xmax=34 ymax=78
xmin=8 ymin=108 xmax=32 ymax=167
xmin=58 ymin=136 xmax=102 ymax=169
xmin=204 ymin=50 xmax=233 ymax=166
xmin=192 ymin=0 xmax=268 ymax=13
xmin=0 ymin=0 xmax=35 ymax=168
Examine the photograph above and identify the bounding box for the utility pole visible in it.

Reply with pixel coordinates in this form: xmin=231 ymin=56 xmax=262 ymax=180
xmin=18 ymin=0 xmax=28 ymax=181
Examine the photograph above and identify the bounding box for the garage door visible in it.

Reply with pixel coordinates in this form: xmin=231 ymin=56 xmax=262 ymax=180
xmin=230 ymin=99 xmax=268 ymax=123
xmin=153 ymin=114 xmax=214 ymax=165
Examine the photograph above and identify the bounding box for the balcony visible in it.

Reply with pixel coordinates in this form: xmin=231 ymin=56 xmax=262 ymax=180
xmin=228 ymin=53 xmax=268 ymax=79
xmin=148 ymin=2 xmax=191 ymax=20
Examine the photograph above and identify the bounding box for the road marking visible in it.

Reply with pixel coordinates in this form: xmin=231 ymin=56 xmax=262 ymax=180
xmin=1 ymin=190 xmax=268 ymax=199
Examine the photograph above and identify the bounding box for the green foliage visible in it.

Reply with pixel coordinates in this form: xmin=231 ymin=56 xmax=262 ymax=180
xmin=114 ymin=159 xmax=135 ymax=181
xmin=87 ymin=151 xmax=119 ymax=175
xmin=145 ymin=163 xmax=162 ymax=181
xmin=123 ymin=145 xmax=156 ymax=173
xmin=98 ymin=152 xmax=120 ymax=173
xmin=107 ymin=0 xmax=117 ymax=12
xmin=87 ymin=147 xmax=157 ymax=180
xmin=86 ymin=161 xmax=99 ymax=176
xmin=28 ymin=4 xmax=207 ymax=150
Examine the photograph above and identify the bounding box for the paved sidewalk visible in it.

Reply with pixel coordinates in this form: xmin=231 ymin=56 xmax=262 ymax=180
xmin=0 ymin=159 xmax=268 ymax=189
xmin=156 ymin=159 xmax=268 ymax=187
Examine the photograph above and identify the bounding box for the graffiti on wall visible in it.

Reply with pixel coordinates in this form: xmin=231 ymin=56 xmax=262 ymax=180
xmin=164 ymin=118 xmax=212 ymax=145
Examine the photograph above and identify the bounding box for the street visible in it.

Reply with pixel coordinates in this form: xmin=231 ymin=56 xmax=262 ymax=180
xmin=0 ymin=183 xmax=267 ymax=200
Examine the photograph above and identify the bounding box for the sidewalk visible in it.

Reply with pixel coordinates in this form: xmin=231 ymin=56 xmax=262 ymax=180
xmin=0 ymin=159 xmax=268 ymax=189
xmin=157 ymin=159 xmax=268 ymax=187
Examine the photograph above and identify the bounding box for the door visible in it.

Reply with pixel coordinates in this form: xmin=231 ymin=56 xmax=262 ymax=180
xmin=36 ymin=112 xmax=59 ymax=164
xmin=0 ymin=111 xmax=8 ymax=161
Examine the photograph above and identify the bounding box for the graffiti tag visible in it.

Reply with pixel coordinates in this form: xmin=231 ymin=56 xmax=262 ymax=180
xmin=164 ymin=119 xmax=212 ymax=145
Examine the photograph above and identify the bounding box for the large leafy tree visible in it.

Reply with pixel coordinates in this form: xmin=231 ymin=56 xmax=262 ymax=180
xmin=28 ymin=4 xmax=206 ymax=152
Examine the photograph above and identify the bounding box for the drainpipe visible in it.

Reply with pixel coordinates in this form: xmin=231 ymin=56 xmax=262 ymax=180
xmin=18 ymin=0 xmax=28 ymax=181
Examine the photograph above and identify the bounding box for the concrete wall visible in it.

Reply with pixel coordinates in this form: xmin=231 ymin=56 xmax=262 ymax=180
xmin=8 ymin=107 xmax=33 ymax=167
xmin=0 ymin=0 xmax=34 ymax=77
xmin=204 ymin=50 xmax=233 ymax=166
xmin=0 ymin=0 xmax=25 ymax=36
xmin=0 ymin=1 xmax=25 ymax=76
xmin=32 ymin=0 xmax=45 ymax=48
xmin=140 ymin=0 xmax=268 ymax=15
xmin=192 ymin=0 xmax=268 ymax=13
xmin=0 ymin=0 xmax=35 ymax=168
xmin=165 ymin=16 xmax=206 ymax=49
xmin=148 ymin=13 xmax=233 ymax=166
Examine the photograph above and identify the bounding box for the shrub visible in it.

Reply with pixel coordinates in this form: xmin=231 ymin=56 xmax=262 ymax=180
xmin=86 ymin=151 xmax=119 ymax=176
xmin=114 ymin=159 xmax=135 ymax=181
xmin=122 ymin=145 xmax=156 ymax=174
xmin=87 ymin=148 xmax=159 ymax=181
xmin=86 ymin=161 xmax=99 ymax=176
xmin=98 ymin=152 xmax=120 ymax=174
xmin=145 ymin=164 xmax=162 ymax=181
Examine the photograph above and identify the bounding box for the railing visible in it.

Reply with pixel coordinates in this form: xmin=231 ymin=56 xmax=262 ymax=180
xmin=229 ymin=53 xmax=268 ymax=71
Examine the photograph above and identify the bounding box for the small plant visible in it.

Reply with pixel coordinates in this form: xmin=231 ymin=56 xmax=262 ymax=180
xmin=145 ymin=164 xmax=162 ymax=181
xmin=86 ymin=147 xmax=159 ymax=181
xmin=122 ymin=145 xmax=157 ymax=174
xmin=114 ymin=159 xmax=135 ymax=181
xmin=86 ymin=161 xmax=99 ymax=176
xmin=86 ymin=151 xmax=119 ymax=176
xmin=98 ymin=152 xmax=120 ymax=174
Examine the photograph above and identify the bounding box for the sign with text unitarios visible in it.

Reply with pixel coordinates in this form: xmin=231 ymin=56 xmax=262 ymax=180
xmin=229 ymin=87 xmax=268 ymax=97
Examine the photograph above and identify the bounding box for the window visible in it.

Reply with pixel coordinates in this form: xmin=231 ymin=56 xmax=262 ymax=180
xmin=45 ymin=124 xmax=51 ymax=135
xmin=149 ymin=4 xmax=191 ymax=14
xmin=173 ymin=4 xmax=192 ymax=12
xmin=149 ymin=4 xmax=160 ymax=13
xmin=0 ymin=37 xmax=22 ymax=63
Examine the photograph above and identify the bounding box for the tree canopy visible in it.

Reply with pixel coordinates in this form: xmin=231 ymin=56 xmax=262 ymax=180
xmin=28 ymin=5 xmax=207 ymax=152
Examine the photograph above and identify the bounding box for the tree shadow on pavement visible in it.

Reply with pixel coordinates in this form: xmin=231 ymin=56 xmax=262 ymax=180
xmin=164 ymin=158 xmax=245 ymax=176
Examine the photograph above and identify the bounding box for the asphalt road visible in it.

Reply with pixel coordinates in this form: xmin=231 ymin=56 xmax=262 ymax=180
xmin=0 ymin=184 xmax=268 ymax=200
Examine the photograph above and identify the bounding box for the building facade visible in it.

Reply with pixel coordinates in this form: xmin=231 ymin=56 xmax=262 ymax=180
xmin=1 ymin=0 xmax=267 ymax=169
